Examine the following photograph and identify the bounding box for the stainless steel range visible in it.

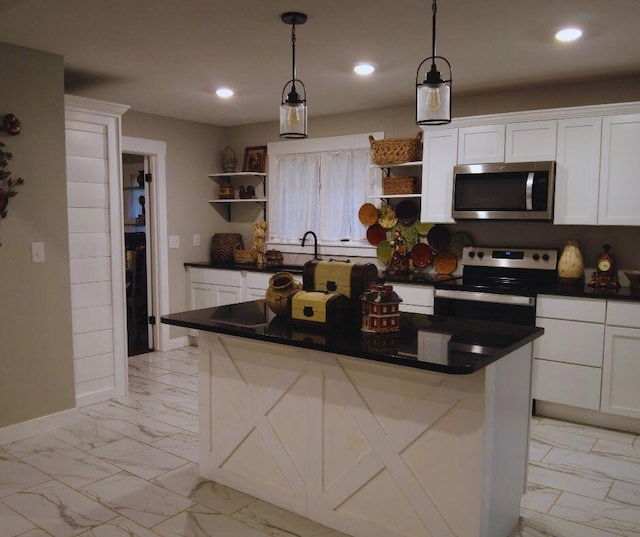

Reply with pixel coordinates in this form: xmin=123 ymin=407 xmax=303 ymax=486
xmin=434 ymin=246 xmax=559 ymax=325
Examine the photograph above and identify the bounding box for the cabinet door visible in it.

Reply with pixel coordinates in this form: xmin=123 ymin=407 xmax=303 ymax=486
xmin=505 ymin=120 xmax=557 ymax=162
xmin=420 ymin=128 xmax=457 ymax=223
xmin=213 ymin=285 xmax=243 ymax=306
xmin=457 ymin=124 xmax=505 ymax=164
xmin=601 ymin=326 xmax=640 ymax=418
xmin=598 ymin=113 xmax=640 ymax=225
xmin=190 ymin=283 xmax=216 ymax=310
xmin=554 ymin=117 xmax=601 ymax=225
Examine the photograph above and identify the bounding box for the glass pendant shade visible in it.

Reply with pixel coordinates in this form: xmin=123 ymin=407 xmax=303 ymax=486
xmin=416 ymin=58 xmax=452 ymax=125
xmin=280 ymin=81 xmax=307 ymax=138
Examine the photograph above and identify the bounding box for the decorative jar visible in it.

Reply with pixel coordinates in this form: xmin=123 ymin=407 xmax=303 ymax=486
xmin=265 ymin=272 xmax=301 ymax=316
xmin=558 ymin=239 xmax=584 ymax=285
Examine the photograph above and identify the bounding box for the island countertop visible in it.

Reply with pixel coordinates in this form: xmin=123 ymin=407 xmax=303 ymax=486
xmin=161 ymin=299 xmax=543 ymax=375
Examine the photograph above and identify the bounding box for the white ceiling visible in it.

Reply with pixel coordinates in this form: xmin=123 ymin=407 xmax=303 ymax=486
xmin=1 ymin=0 xmax=639 ymax=127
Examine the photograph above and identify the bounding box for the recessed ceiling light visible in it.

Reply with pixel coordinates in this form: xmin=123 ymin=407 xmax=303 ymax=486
xmin=354 ymin=63 xmax=376 ymax=76
xmin=216 ymin=88 xmax=234 ymax=98
xmin=555 ymin=27 xmax=583 ymax=42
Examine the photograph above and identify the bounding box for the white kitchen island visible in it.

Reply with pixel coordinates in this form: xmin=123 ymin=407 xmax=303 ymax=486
xmin=162 ymin=301 xmax=543 ymax=537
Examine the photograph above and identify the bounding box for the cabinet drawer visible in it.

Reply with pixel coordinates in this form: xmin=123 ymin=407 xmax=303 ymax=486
xmin=189 ymin=267 xmax=242 ymax=286
xmin=534 ymin=318 xmax=604 ymax=367
xmin=245 ymin=271 xmax=273 ymax=290
xmin=537 ymin=295 xmax=606 ymax=322
xmin=532 ymin=359 xmax=601 ymax=410
xmin=606 ymin=301 xmax=640 ymax=328
xmin=392 ymin=284 xmax=434 ymax=308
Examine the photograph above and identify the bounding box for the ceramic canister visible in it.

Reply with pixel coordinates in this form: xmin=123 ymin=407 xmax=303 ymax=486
xmin=558 ymin=239 xmax=585 ymax=284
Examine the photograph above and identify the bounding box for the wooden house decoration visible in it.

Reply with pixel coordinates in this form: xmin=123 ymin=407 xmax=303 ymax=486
xmin=360 ymin=283 xmax=402 ymax=333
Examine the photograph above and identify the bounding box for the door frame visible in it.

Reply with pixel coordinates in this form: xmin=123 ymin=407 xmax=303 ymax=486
xmin=122 ymin=136 xmax=170 ymax=351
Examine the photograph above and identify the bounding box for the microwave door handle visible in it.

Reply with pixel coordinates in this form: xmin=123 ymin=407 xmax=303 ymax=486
xmin=525 ymin=172 xmax=534 ymax=210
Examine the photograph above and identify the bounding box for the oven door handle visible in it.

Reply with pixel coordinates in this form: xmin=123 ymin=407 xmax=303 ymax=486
xmin=434 ymin=289 xmax=536 ymax=306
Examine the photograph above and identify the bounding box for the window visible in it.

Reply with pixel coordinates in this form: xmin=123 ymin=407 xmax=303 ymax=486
xmin=268 ymin=133 xmax=382 ymax=249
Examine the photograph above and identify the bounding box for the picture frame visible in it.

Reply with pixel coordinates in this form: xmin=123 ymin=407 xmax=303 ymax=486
xmin=243 ymin=146 xmax=267 ymax=173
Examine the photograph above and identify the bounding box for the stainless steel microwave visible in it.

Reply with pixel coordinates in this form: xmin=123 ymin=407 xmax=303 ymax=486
xmin=452 ymin=161 xmax=555 ymax=221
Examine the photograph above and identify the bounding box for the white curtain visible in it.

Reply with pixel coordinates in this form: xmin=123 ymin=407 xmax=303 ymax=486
xmin=270 ymin=152 xmax=320 ymax=241
xmin=270 ymin=147 xmax=375 ymax=243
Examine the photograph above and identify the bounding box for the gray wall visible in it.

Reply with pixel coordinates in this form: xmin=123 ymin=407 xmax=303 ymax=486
xmin=0 ymin=42 xmax=75 ymax=428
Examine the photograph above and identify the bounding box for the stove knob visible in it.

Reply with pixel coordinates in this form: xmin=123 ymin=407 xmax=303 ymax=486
xmin=477 ymin=251 xmax=484 ymax=259
xmin=542 ymin=253 xmax=550 ymax=261
xmin=532 ymin=253 xmax=540 ymax=261
xmin=468 ymin=251 xmax=475 ymax=258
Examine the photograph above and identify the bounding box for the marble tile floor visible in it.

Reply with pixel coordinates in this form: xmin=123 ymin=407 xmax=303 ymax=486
xmin=0 ymin=347 xmax=638 ymax=537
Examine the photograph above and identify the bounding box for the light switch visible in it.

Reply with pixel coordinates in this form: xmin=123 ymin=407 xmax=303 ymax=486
xmin=169 ymin=235 xmax=180 ymax=249
xmin=193 ymin=234 xmax=201 ymax=247
xmin=32 ymin=241 xmax=45 ymax=263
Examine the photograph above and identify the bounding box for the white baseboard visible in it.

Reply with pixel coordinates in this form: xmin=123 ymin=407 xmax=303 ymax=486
xmin=0 ymin=408 xmax=79 ymax=446
xmin=76 ymin=386 xmax=123 ymax=408
xmin=535 ymin=400 xmax=640 ymax=434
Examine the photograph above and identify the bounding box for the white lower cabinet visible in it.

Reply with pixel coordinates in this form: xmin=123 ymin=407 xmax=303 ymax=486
xmin=532 ymin=296 xmax=606 ymax=409
xmin=534 ymin=296 xmax=640 ymax=423
xmin=391 ymin=283 xmax=434 ymax=314
xmin=601 ymin=302 xmax=640 ymax=418
xmin=243 ymin=271 xmax=272 ymax=301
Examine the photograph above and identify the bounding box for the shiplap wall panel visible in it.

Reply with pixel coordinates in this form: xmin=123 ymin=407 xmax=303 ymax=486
xmin=66 ymin=155 xmax=108 ymax=183
xmin=70 ymin=281 xmax=111 ymax=310
xmin=69 ymin=257 xmax=111 ymax=284
xmin=67 ymin=182 xmax=110 ymax=208
xmin=73 ymin=329 xmax=114 ymax=359
xmin=74 ymin=354 xmax=115 ymax=384
xmin=66 ymin=96 xmax=128 ymax=408
xmin=68 ymin=233 xmax=110 ymax=259
xmin=71 ymin=305 xmax=113 ymax=334
xmin=67 ymin=208 xmax=109 ymax=233
xmin=65 ymin=128 xmax=107 ymax=158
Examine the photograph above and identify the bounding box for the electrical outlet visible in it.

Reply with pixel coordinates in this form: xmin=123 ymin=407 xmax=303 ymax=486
xmin=169 ymin=235 xmax=180 ymax=249
xmin=193 ymin=234 xmax=201 ymax=247
xmin=31 ymin=242 xmax=45 ymax=263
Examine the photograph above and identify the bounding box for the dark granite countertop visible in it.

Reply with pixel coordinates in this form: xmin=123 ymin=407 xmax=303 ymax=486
xmin=161 ymin=300 xmax=543 ymax=375
xmin=184 ymin=261 xmax=304 ymax=274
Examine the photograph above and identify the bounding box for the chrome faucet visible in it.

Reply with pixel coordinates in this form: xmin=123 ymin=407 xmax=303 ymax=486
xmin=301 ymin=230 xmax=320 ymax=260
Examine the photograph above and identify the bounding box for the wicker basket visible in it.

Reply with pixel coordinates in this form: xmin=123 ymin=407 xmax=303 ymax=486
xmin=210 ymin=233 xmax=244 ymax=264
xmin=233 ymin=243 xmax=257 ymax=265
xmin=382 ymin=176 xmax=420 ymax=195
xmin=369 ymin=131 xmax=423 ymax=165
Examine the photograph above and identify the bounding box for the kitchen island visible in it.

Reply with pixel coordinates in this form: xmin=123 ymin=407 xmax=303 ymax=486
xmin=162 ymin=301 xmax=543 ymax=537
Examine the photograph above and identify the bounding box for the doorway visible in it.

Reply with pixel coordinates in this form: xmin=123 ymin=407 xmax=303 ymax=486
xmin=123 ymin=153 xmax=153 ymax=356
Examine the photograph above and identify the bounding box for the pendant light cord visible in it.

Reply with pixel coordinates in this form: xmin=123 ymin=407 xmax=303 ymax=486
xmin=291 ymin=19 xmax=297 ymax=92
xmin=431 ymin=0 xmax=438 ymax=68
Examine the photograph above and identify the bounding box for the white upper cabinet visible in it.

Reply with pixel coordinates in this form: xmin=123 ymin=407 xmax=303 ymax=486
xmin=554 ymin=117 xmax=602 ymax=225
xmin=457 ymin=124 xmax=505 ymax=164
xmin=598 ymin=113 xmax=640 ymax=225
xmin=421 ymin=128 xmax=457 ymax=223
xmin=505 ymin=120 xmax=557 ymax=162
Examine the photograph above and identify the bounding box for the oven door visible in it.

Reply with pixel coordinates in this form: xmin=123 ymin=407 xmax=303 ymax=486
xmin=434 ymin=289 xmax=536 ymax=326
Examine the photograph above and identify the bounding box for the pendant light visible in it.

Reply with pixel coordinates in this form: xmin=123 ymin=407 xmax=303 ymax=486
xmin=280 ymin=12 xmax=308 ymax=139
xmin=416 ymin=0 xmax=452 ymax=125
